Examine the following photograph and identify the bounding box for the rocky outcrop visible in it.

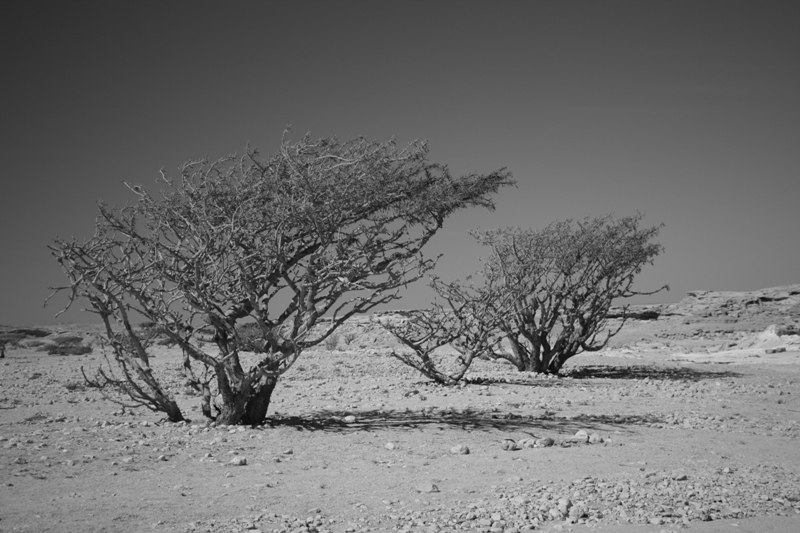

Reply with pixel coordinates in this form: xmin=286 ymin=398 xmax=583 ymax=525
xmin=609 ymin=284 xmax=800 ymax=324
xmin=661 ymin=284 xmax=800 ymax=320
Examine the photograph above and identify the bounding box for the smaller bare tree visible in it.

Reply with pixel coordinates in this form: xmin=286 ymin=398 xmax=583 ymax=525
xmin=378 ymin=277 xmax=506 ymax=385
xmin=472 ymin=213 xmax=667 ymax=374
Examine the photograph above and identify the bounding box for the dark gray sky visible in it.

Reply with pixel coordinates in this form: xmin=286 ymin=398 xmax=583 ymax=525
xmin=2 ymin=0 xmax=799 ymax=325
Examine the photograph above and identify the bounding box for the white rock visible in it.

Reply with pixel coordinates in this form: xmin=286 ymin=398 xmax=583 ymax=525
xmin=230 ymin=456 xmax=247 ymax=466
xmin=501 ymin=439 xmax=518 ymax=451
xmin=450 ymin=444 xmax=470 ymax=455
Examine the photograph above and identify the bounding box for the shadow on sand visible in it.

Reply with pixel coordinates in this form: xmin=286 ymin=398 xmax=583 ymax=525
xmin=564 ymin=364 xmax=742 ymax=382
xmin=263 ymin=406 xmax=670 ymax=435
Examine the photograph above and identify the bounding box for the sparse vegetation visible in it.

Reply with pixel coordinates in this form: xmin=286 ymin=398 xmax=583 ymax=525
xmin=0 ymin=332 xmax=27 ymax=347
xmin=323 ymin=333 xmax=340 ymax=351
xmin=47 ymin=340 xmax=92 ymax=356
xmin=64 ymin=381 xmax=87 ymax=392
xmin=10 ymin=328 xmax=50 ymax=338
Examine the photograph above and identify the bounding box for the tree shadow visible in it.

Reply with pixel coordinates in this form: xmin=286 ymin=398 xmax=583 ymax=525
xmin=465 ymin=376 xmax=574 ymax=388
xmin=564 ymin=365 xmax=742 ymax=382
xmin=263 ymin=406 xmax=672 ymax=436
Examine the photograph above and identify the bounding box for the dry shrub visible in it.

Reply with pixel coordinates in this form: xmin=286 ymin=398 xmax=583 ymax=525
xmin=11 ymin=328 xmax=51 ymax=338
xmin=50 ymin=335 xmax=84 ymax=346
xmin=0 ymin=332 xmax=27 ymax=347
xmin=47 ymin=340 xmax=92 ymax=356
xmin=64 ymin=381 xmax=87 ymax=392
xmin=323 ymin=333 xmax=340 ymax=351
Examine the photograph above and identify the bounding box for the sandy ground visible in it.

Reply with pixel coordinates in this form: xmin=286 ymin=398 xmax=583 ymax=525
xmin=1 ymin=314 xmax=800 ymax=533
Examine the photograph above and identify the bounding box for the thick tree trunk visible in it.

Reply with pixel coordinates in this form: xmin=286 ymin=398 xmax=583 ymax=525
xmin=164 ymin=400 xmax=185 ymax=423
xmin=549 ymin=351 xmax=576 ymax=374
xmin=216 ymin=393 xmax=248 ymax=425
xmin=200 ymin=383 xmax=212 ymax=419
xmin=215 ymin=373 xmax=279 ymax=426
xmin=242 ymin=376 xmax=279 ymax=425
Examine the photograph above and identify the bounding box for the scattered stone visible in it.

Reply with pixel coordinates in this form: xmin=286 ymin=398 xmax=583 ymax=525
xmin=450 ymin=444 xmax=470 ymax=455
xmin=564 ymin=433 xmax=589 ymax=443
xmin=230 ymin=456 xmax=247 ymax=466
xmin=415 ymin=482 xmax=440 ymax=493
xmin=501 ymin=439 xmax=519 ymax=451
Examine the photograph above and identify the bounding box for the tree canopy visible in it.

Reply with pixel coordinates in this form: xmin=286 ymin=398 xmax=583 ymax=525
xmin=49 ymin=132 xmax=514 ymax=424
xmin=475 ymin=213 xmax=667 ymax=373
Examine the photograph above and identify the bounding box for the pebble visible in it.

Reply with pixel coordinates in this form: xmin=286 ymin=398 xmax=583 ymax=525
xmin=501 ymin=439 xmax=518 ymax=451
xmin=415 ymin=482 xmax=440 ymax=493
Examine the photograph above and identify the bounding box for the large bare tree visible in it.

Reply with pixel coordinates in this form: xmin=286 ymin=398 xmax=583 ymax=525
xmin=49 ymin=133 xmax=513 ymax=424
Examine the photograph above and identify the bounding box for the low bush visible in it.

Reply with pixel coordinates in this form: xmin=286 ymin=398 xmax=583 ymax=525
xmin=21 ymin=339 xmax=47 ymax=348
xmin=0 ymin=332 xmax=27 ymax=347
xmin=47 ymin=341 xmax=92 ymax=356
xmin=64 ymin=381 xmax=88 ymax=392
xmin=11 ymin=328 xmax=50 ymax=338
xmin=342 ymin=331 xmax=358 ymax=346
xmin=323 ymin=333 xmax=340 ymax=351
xmin=49 ymin=335 xmax=84 ymax=346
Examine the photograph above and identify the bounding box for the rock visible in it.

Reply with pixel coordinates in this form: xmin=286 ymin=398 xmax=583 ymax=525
xmin=588 ymin=433 xmax=603 ymax=444
xmin=766 ymin=347 xmax=786 ymax=354
xmin=343 ymin=415 xmax=357 ymax=424
xmin=385 ymin=442 xmax=396 ymax=450
xmin=535 ymin=437 xmax=555 ymax=447
xmin=557 ymin=497 xmax=572 ymax=512
xmin=230 ymin=456 xmax=247 ymax=466
xmin=415 ymin=482 xmax=439 ymax=493
xmin=501 ymin=439 xmax=518 ymax=451
xmin=568 ymin=504 xmax=586 ymax=518
xmin=450 ymin=444 xmax=470 ymax=455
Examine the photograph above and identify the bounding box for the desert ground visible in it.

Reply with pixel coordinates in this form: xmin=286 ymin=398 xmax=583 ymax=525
xmin=2 ymin=286 xmax=800 ymax=533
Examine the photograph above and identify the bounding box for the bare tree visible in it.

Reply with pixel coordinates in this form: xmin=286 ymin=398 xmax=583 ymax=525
xmin=472 ymin=213 xmax=667 ymax=374
xmin=49 ymin=132 xmax=513 ymax=424
xmin=377 ymin=277 xmax=507 ymax=385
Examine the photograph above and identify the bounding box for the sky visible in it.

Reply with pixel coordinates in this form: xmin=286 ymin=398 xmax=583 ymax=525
xmin=2 ymin=0 xmax=798 ymax=325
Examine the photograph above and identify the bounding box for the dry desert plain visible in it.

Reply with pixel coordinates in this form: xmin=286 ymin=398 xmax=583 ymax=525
xmin=2 ymin=285 xmax=800 ymax=533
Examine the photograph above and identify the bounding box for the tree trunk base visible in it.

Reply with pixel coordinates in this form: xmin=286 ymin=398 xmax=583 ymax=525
xmin=215 ymin=375 xmax=278 ymax=426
